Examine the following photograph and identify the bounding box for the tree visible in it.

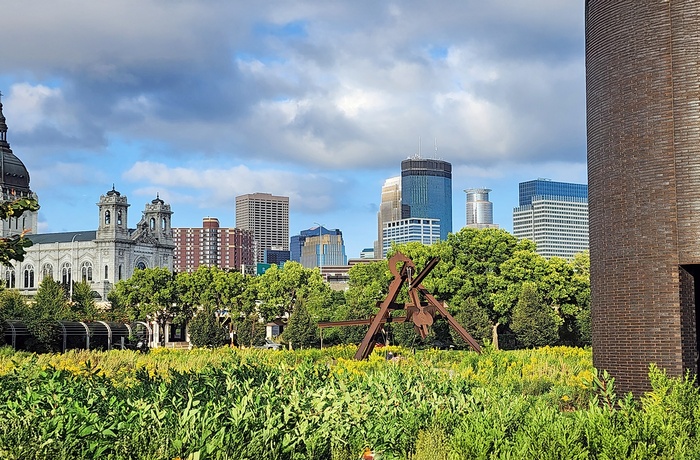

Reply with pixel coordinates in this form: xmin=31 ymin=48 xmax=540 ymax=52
xmin=188 ymin=308 xmax=229 ymax=348
xmin=283 ymin=303 xmax=317 ymax=349
xmin=0 ymin=197 xmax=40 ymax=265
xmin=449 ymin=297 xmax=492 ymax=348
xmin=25 ymin=277 xmax=70 ymax=352
xmin=232 ymin=312 xmax=266 ymax=347
xmin=0 ymin=288 xmax=26 ymax=345
xmin=111 ymin=267 xmax=178 ymax=346
xmin=71 ymin=281 xmax=100 ymax=321
xmin=510 ymin=281 xmax=559 ymax=348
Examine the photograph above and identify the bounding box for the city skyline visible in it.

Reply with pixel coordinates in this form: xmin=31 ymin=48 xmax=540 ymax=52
xmin=0 ymin=1 xmax=588 ymax=258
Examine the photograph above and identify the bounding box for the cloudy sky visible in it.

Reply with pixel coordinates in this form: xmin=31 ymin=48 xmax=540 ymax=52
xmin=0 ymin=1 xmax=587 ymax=258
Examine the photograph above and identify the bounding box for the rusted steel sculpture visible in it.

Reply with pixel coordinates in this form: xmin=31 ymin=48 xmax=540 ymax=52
xmin=348 ymin=251 xmax=482 ymax=360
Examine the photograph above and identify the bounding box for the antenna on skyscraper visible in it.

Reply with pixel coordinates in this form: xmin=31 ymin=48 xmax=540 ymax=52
xmin=418 ymin=136 xmax=421 ymax=157
xmin=434 ymin=138 xmax=438 ymax=156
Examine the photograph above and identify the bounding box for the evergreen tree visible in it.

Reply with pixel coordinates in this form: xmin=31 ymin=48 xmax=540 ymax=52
xmin=510 ymin=281 xmax=559 ymax=348
xmin=26 ymin=277 xmax=70 ymax=352
xmin=283 ymin=303 xmax=317 ymax=349
xmin=188 ymin=308 xmax=229 ymax=348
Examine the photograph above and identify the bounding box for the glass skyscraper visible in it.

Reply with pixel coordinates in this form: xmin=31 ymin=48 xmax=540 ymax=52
xmin=400 ymin=158 xmax=452 ymax=240
xmin=518 ymin=179 xmax=588 ymax=207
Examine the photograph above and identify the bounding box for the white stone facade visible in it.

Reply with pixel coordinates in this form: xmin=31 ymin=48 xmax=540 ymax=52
xmin=3 ymin=188 xmax=175 ymax=301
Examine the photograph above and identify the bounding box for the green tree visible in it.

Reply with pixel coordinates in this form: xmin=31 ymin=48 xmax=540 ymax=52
xmin=510 ymin=281 xmax=559 ymax=348
xmin=232 ymin=312 xmax=266 ymax=347
xmin=449 ymin=297 xmax=492 ymax=348
xmin=71 ymin=281 xmax=100 ymax=321
xmin=111 ymin=267 xmax=179 ymax=346
xmin=188 ymin=308 xmax=229 ymax=348
xmin=283 ymin=303 xmax=317 ymax=349
xmin=0 ymin=288 xmax=26 ymax=345
xmin=26 ymin=277 xmax=70 ymax=352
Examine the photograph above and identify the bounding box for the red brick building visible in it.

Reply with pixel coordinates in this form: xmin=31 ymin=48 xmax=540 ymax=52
xmin=173 ymin=218 xmax=255 ymax=273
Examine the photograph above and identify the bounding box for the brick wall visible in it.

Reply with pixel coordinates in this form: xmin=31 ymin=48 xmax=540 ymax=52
xmin=586 ymin=0 xmax=699 ymax=395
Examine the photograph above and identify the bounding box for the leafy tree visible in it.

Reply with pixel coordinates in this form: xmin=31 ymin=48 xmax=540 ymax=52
xmin=0 ymin=288 xmax=26 ymax=345
xmin=283 ymin=303 xmax=317 ymax=349
xmin=0 ymin=197 xmax=40 ymax=265
xmin=449 ymin=297 xmax=492 ymax=348
xmin=188 ymin=308 xmax=229 ymax=348
xmin=510 ymin=281 xmax=559 ymax=348
xmin=111 ymin=267 xmax=179 ymax=346
xmin=232 ymin=312 xmax=266 ymax=347
xmin=71 ymin=281 xmax=100 ymax=321
xmin=25 ymin=277 xmax=70 ymax=352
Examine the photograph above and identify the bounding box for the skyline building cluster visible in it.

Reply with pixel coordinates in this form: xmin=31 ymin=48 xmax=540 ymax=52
xmin=0 ymin=95 xmax=591 ymax=291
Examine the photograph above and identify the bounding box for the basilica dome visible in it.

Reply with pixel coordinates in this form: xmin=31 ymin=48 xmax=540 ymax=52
xmin=0 ymin=96 xmax=31 ymax=196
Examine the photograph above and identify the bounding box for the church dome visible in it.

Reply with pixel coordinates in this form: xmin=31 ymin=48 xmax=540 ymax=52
xmin=0 ymin=96 xmax=31 ymax=195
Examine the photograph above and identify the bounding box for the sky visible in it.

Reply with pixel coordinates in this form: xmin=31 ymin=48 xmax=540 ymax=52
xmin=0 ymin=1 xmax=587 ymax=258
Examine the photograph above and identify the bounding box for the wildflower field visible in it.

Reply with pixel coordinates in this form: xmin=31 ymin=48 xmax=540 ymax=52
xmin=0 ymin=345 xmax=699 ymax=459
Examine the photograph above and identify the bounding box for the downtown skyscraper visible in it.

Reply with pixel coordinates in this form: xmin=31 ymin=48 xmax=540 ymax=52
xmin=235 ymin=193 xmax=289 ymax=264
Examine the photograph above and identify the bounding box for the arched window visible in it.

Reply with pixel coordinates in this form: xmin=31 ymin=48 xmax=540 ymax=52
xmin=162 ymin=217 xmax=167 ymax=230
xmin=23 ymin=264 xmax=34 ymax=289
xmin=135 ymin=261 xmax=147 ymax=270
xmin=5 ymin=269 xmax=15 ymax=288
xmin=117 ymin=210 xmax=122 ymax=225
xmin=150 ymin=218 xmax=156 ymax=231
xmin=104 ymin=265 xmax=109 ymax=280
xmin=81 ymin=261 xmax=93 ymax=282
xmin=105 ymin=210 xmax=111 ymax=225
xmin=61 ymin=262 xmax=72 ymax=286
xmin=118 ymin=264 xmax=123 ymax=280
xmin=42 ymin=263 xmax=53 ymax=280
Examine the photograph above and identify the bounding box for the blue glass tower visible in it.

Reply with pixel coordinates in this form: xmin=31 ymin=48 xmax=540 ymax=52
xmin=518 ymin=179 xmax=588 ymax=206
xmin=400 ymin=158 xmax=452 ymax=240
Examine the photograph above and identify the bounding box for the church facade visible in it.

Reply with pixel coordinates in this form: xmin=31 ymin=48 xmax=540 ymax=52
xmin=3 ymin=188 xmax=175 ymax=300
xmin=0 ymin=92 xmax=175 ymax=300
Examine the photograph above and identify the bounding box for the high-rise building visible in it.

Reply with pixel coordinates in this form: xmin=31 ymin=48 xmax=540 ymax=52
xmin=400 ymin=158 xmax=452 ymax=240
xmin=465 ymin=188 xmax=498 ymax=229
xmin=235 ymin=193 xmax=289 ymax=263
xmin=587 ymin=1 xmax=700 ymax=394
xmin=374 ymin=176 xmax=409 ymax=256
xmin=512 ymin=179 xmax=588 ymax=260
xmin=0 ymin=93 xmax=38 ymax=238
xmin=173 ymin=217 xmax=255 ymax=273
xmin=382 ymin=218 xmax=441 ymax=258
xmin=291 ymin=225 xmax=347 ymax=268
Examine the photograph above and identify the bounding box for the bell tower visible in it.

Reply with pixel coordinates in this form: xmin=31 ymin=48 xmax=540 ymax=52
xmin=96 ymin=186 xmax=130 ymax=241
xmin=142 ymin=194 xmax=173 ymax=246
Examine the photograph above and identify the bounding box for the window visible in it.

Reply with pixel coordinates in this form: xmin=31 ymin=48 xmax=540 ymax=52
xmin=136 ymin=261 xmax=146 ymax=270
xmin=150 ymin=218 xmax=156 ymax=231
xmin=104 ymin=265 xmax=109 ymax=280
xmin=23 ymin=264 xmax=34 ymax=289
xmin=117 ymin=211 xmax=122 ymax=225
xmin=61 ymin=262 xmax=72 ymax=286
xmin=5 ymin=269 xmax=15 ymax=288
xmin=42 ymin=263 xmax=53 ymax=280
xmin=105 ymin=210 xmax=111 ymax=225
xmin=81 ymin=261 xmax=93 ymax=282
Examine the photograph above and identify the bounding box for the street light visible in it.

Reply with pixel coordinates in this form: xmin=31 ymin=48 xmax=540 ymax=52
xmin=313 ymin=222 xmax=323 ymax=274
xmin=69 ymin=233 xmax=80 ymax=302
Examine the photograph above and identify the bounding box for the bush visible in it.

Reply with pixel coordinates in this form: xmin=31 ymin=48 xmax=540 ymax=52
xmin=188 ymin=309 xmax=229 ymax=348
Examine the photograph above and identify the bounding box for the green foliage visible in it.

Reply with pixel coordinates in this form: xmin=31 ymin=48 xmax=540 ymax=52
xmin=188 ymin=308 xmax=229 ymax=348
xmin=1 ymin=347 xmax=699 ymax=459
xmin=0 ymin=197 xmax=40 ymax=265
xmin=449 ymin=298 xmax=492 ymax=348
xmin=71 ymin=281 xmax=99 ymax=321
xmin=233 ymin=313 xmax=267 ymax=347
xmin=24 ymin=277 xmax=70 ymax=352
xmin=283 ymin=303 xmax=317 ymax=349
xmin=511 ymin=282 xmax=559 ymax=348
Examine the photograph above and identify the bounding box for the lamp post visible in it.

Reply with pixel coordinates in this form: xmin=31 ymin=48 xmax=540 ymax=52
xmin=69 ymin=233 xmax=80 ymax=302
xmin=313 ymin=222 xmax=323 ymax=274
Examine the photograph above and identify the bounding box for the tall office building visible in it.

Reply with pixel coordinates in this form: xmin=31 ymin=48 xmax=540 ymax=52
xmin=173 ymin=217 xmax=255 ymax=273
xmin=465 ymin=188 xmax=498 ymax=229
xmin=401 ymin=158 xmax=452 ymax=240
xmin=291 ymin=225 xmax=347 ymax=269
xmin=587 ymin=1 xmax=700 ymax=394
xmin=374 ymin=176 xmax=409 ymax=256
xmin=235 ymin=193 xmax=289 ymax=263
xmin=382 ymin=218 xmax=441 ymax=258
xmin=512 ymin=179 xmax=588 ymax=260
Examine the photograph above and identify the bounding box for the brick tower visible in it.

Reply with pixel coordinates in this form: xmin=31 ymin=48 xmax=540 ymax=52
xmin=586 ymin=1 xmax=700 ymax=394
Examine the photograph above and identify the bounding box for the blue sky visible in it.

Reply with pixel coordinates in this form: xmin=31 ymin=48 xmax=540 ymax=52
xmin=0 ymin=1 xmax=587 ymax=258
